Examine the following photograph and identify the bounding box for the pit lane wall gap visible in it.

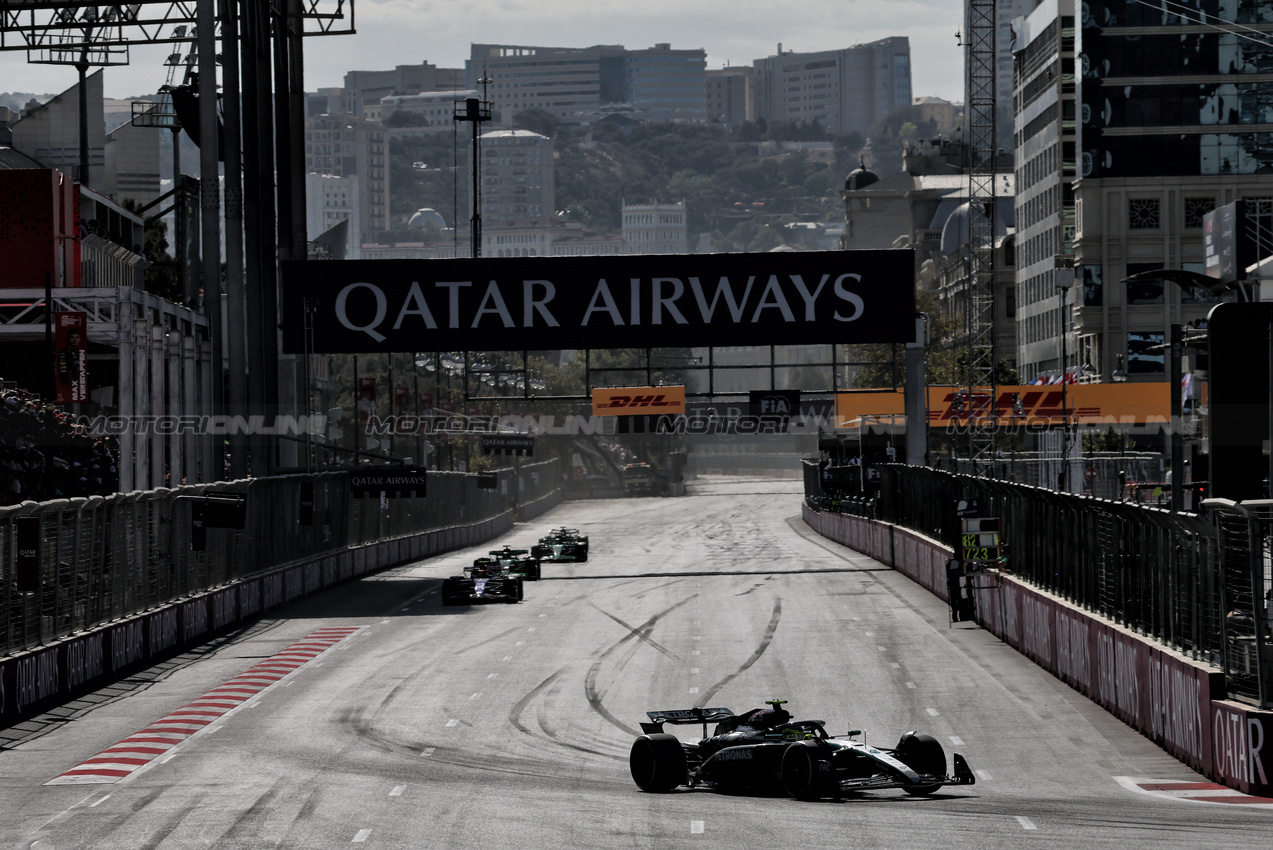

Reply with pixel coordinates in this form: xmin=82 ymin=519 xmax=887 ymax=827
xmin=0 ymin=472 xmax=563 ymax=731
xmin=802 ymin=504 xmax=1272 ymax=797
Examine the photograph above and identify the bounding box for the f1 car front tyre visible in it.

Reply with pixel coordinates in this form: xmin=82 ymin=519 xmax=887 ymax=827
xmin=780 ymin=740 xmax=833 ymax=800
xmin=629 ymin=734 xmax=687 ymax=792
xmin=895 ymin=732 xmax=946 ymax=796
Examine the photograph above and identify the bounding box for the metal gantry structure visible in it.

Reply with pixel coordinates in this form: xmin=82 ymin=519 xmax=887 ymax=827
xmin=0 ymin=0 xmax=355 ymax=480
xmin=963 ymin=0 xmax=999 ymax=472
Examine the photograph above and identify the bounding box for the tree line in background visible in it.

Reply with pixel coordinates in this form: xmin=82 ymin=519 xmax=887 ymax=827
xmin=381 ymin=104 xmax=942 ymax=251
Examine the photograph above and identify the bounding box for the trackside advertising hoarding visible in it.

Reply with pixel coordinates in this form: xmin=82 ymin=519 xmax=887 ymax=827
xmin=279 ymin=250 xmax=916 ymax=353
xmin=593 ymin=386 xmax=686 ymax=416
xmin=836 ymin=383 xmax=1177 ymax=428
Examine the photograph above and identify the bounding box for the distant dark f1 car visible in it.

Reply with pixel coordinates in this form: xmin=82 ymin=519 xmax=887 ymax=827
xmin=441 ymin=561 xmax=524 ymax=605
xmin=473 ymin=546 xmax=541 ymax=580
xmin=531 ymin=528 xmax=589 ymax=562
xmin=629 ymin=699 xmax=975 ymax=799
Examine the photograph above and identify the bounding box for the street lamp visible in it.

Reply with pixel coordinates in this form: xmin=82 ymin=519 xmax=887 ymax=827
xmin=1056 ymin=263 xmax=1076 ymax=492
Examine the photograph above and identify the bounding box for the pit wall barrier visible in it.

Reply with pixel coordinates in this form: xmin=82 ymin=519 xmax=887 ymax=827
xmin=803 ymin=504 xmax=1273 ymax=797
xmin=0 ymin=511 xmax=525 ymax=730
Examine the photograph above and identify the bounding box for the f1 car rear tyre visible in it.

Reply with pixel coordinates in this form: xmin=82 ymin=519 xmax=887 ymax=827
xmin=780 ymin=740 xmax=833 ymax=800
xmin=895 ymin=732 xmax=946 ymax=796
xmin=508 ymin=576 xmax=524 ymax=602
xmin=630 ymin=734 xmax=687 ymax=792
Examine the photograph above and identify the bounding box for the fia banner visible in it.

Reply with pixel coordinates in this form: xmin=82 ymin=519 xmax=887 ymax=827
xmin=280 ymin=250 xmax=916 ymax=353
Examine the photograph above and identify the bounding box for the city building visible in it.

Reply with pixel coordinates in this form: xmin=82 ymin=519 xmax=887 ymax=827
xmin=306 ymin=88 xmax=346 ymax=119
xmin=483 ymin=217 xmax=558 ymax=257
xmin=468 ymin=43 xmax=624 ymax=126
xmin=304 ymin=113 xmax=391 ymax=240
xmin=706 ymin=66 xmax=753 ymax=125
xmin=101 ymin=119 xmax=162 ymax=207
xmin=753 ymin=38 xmax=912 ymax=138
xmin=550 ymin=224 xmax=627 ymax=257
xmin=373 ymin=90 xmax=479 ymax=126
xmin=467 ymin=43 xmax=707 ymax=126
xmin=625 ymin=44 xmax=707 ymax=123
xmin=1013 ymin=0 xmax=1228 ymax=385
xmin=9 ymin=70 xmax=105 ymax=186
xmin=479 ymin=129 xmax=554 ymax=225
xmin=838 ymin=138 xmax=1017 ymax=368
xmin=912 ymin=96 xmax=961 ymax=137
xmin=306 ymin=172 xmax=362 ymax=259
xmin=342 ymin=62 xmax=465 ymax=118
xmin=623 ymin=200 xmax=688 ymax=255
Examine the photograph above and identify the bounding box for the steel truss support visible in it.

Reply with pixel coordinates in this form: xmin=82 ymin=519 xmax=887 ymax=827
xmin=964 ymin=0 xmax=998 ymax=472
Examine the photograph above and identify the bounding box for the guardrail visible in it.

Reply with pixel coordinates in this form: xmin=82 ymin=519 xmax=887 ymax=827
xmin=0 ymin=459 xmax=561 ymax=727
xmin=1 ymin=459 xmax=560 ymax=659
xmin=807 ymin=460 xmax=1227 ymax=664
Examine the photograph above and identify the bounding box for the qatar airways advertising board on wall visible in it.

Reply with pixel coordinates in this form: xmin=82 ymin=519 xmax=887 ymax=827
xmin=280 ymin=250 xmax=916 ymax=353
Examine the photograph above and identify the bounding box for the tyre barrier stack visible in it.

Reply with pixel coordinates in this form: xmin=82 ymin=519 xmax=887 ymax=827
xmin=803 ymin=503 xmax=1273 ymax=798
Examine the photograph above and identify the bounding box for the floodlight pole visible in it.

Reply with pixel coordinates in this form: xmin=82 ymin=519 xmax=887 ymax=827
xmin=454 ymin=80 xmax=492 ymax=258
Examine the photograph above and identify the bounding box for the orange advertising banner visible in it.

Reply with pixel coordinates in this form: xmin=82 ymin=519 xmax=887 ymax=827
xmin=592 ymin=385 xmax=686 ymax=416
xmin=836 ymin=383 xmax=1176 ymax=429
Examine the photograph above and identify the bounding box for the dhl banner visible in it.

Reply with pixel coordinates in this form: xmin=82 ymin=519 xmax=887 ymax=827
xmin=593 ymin=386 xmax=686 ymax=416
xmin=835 ymin=384 xmax=1181 ymax=429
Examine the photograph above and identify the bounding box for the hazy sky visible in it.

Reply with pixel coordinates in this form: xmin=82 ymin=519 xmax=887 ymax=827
xmin=0 ymin=1 xmax=966 ymax=106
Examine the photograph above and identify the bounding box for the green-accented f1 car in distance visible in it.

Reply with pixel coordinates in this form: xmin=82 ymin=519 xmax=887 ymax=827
xmin=629 ymin=699 xmax=975 ymax=799
xmin=473 ymin=545 xmax=541 ymax=580
xmin=531 ymin=527 xmax=589 ymax=562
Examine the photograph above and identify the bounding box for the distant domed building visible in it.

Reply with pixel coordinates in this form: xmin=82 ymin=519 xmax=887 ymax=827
xmin=844 ymin=161 xmax=880 ymax=192
xmin=408 ymin=208 xmax=447 ymax=231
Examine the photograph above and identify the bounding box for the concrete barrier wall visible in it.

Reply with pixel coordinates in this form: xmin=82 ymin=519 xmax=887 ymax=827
xmin=803 ymin=504 xmax=1273 ymax=796
xmin=0 ymin=512 xmax=514 ymax=729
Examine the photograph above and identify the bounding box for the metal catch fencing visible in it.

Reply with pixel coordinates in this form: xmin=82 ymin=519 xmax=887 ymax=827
xmin=1 ymin=459 xmax=560 ymax=658
xmin=803 ymin=460 xmax=1273 ymax=708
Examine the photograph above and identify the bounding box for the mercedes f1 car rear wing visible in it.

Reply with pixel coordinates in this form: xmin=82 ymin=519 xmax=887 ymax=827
xmin=642 ymin=707 xmax=734 ymax=736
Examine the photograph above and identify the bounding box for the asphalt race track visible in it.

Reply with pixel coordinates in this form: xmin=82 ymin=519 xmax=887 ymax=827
xmin=1 ymin=476 xmax=1269 ymax=849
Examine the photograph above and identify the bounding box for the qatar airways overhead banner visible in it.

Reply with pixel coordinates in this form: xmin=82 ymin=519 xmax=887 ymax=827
xmin=280 ymin=250 xmax=915 ymax=353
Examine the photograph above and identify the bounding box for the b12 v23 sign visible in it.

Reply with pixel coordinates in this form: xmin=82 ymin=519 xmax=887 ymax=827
xmin=280 ymin=250 xmax=916 ymax=353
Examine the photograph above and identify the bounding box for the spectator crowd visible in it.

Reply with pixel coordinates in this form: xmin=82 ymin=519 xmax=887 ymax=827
xmin=1 ymin=384 xmax=118 ymax=506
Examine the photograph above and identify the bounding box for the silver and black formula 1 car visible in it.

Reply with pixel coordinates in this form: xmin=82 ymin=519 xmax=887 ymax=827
xmin=530 ymin=527 xmax=589 ymax=562
xmin=440 ymin=561 xmax=524 ymax=605
xmin=473 ymin=546 xmax=541 ymax=580
xmin=629 ymin=699 xmax=975 ymax=799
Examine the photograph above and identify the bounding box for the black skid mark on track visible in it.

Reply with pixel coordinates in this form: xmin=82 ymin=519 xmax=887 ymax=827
xmin=588 ymin=602 xmax=678 ymax=657
xmin=507 ymin=669 xmax=624 ymax=760
xmin=698 ymin=597 xmax=783 ymax=706
xmin=75 ymin=786 xmax=168 ymax=845
xmin=585 ymin=595 xmax=697 ymax=737
xmin=339 ymin=705 xmax=433 ymax=757
xmin=212 ymin=779 xmax=285 ymax=845
xmin=135 ymin=799 xmax=203 ymax=850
